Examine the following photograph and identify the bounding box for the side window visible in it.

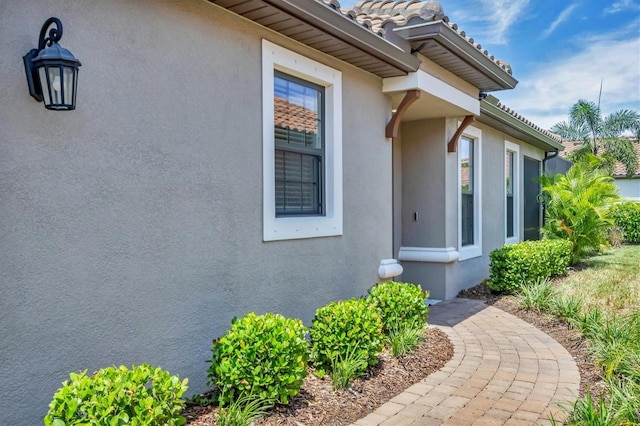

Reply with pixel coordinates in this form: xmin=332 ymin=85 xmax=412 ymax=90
xmin=274 ymin=72 xmax=324 ymax=216
xmin=505 ymin=141 xmax=520 ymax=244
xmin=262 ymin=40 xmax=342 ymax=241
xmin=458 ymin=126 xmax=482 ymax=260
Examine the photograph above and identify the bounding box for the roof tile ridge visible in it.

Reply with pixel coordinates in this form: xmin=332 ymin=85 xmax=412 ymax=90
xmin=444 ymin=19 xmax=513 ymax=75
xmin=494 ymin=100 xmax=563 ymax=143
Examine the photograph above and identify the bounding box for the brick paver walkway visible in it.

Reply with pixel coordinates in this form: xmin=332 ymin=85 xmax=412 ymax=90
xmin=353 ymin=299 xmax=580 ymax=426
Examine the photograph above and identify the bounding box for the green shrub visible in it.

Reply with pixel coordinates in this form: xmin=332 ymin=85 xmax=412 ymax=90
xmin=610 ymin=201 xmax=640 ymax=243
xmin=44 ymin=364 xmax=188 ymax=426
xmin=310 ymin=298 xmax=383 ymax=376
xmin=367 ymin=281 xmax=429 ymax=334
xmin=208 ymin=313 xmax=309 ymax=405
xmin=488 ymin=239 xmax=572 ymax=294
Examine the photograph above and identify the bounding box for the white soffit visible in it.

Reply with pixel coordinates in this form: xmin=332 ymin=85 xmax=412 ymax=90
xmin=383 ymin=70 xmax=479 ymax=121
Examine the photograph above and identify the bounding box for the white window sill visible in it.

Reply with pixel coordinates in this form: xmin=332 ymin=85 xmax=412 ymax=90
xmin=458 ymin=245 xmax=482 ymax=261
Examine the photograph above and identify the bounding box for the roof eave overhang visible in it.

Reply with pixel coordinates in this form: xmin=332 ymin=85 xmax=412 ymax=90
xmin=393 ymin=21 xmax=518 ymax=92
xmin=212 ymin=0 xmax=420 ymax=77
xmin=479 ymin=99 xmax=564 ymax=152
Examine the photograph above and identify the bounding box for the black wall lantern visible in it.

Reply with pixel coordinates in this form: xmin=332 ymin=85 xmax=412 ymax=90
xmin=23 ymin=17 xmax=81 ymax=110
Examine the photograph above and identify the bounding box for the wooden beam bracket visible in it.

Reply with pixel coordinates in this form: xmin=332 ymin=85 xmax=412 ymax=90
xmin=385 ymin=89 xmax=421 ymax=139
xmin=447 ymin=115 xmax=476 ymax=153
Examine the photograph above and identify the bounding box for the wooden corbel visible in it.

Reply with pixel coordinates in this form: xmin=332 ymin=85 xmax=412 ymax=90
xmin=447 ymin=115 xmax=476 ymax=153
xmin=385 ymin=90 xmax=421 ymax=139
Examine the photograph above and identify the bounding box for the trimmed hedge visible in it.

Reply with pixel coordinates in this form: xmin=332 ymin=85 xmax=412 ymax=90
xmin=488 ymin=239 xmax=572 ymax=294
xmin=310 ymin=298 xmax=384 ymax=376
xmin=208 ymin=313 xmax=309 ymax=405
xmin=367 ymin=281 xmax=429 ymax=334
xmin=44 ymin=364 xmax=188 ymax=426
xmin=610 ymin=202 xmax=640 ymax=243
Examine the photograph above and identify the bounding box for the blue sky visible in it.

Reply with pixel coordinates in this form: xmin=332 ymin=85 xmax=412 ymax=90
xmin=339 ymin=0 xmax=640 ymax=131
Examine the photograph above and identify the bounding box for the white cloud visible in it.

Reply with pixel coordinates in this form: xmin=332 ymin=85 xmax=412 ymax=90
xmin=541 ymin=3 xmax=578 ymax=39
xmin=447 ymin=0 xmax=530 ymax=44
xmin=496 ymin=25 xmax=640 ymax=130
xmin=604 ymin=0 xmax=640 ymax=14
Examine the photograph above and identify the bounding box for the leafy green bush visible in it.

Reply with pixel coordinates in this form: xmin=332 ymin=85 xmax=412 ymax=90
xmin=44 ymin=364 xmax=188 ymax=426
xmin=310 ymin=298 xmax=383 ymax=376
xmin=367 ymin=281 xmax=429 ymax=334
xmin=208 ymin=313 xmax=309 ymax=405
xmin=610 ymin=201 xmax=640 ymax=243
xmin=539 ymin=155 xmax=620 ymax=263
xmin=488 ymin=239 xmax=572 ymax=294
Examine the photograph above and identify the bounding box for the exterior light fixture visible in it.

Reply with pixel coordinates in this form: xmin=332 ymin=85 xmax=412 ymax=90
xmin=23 ymin=17 xmax=81 ymax=110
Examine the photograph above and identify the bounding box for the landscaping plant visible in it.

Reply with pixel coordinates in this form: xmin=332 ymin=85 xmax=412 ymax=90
xmin=539 ymin=155 xmax=620 ymax=263
xmin=310 ymin=298 xmax=384 ymax=378
xmin=330 ymin=344 xmax=368 ymax=390
xmin=516 ymin=278 xmax=555 ymax=313
xmin=610 ymin=201 xmax=640 ymax=243
xmin=216 ymin=390 xmax=274 ymax=426
xmin=44 ymin=364 xmax=188 ymax=426
xmin=387 ymin=327 xmax=424 ymax=357
xmin=367 ymin=281 xmax=429 ymax=334
xmin=208 ymin=312 xmax=309 ymax=405
xmin=488 ymin=239 xmax=571 ymax=293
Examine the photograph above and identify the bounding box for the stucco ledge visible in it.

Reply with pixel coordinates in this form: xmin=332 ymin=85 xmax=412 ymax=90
xmin=398 ymin=246 xmax=459 ymax=263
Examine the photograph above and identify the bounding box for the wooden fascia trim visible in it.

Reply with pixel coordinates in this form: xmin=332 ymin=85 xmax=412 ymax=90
xmin=385 ymin=90 xmax=421 ymax=139
xmin=447 ymin=115 xmax=476 ymax=153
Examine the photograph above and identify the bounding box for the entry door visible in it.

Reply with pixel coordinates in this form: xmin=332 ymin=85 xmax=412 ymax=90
xmin=523 ymin=157 xmax=541 ymax=240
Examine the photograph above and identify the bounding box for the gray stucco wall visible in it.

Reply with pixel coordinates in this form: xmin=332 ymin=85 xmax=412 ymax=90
xmin=395 ymin=118 xmax=546 ymax=300
xmin=0 ymin=1 xmax=393 ymax=424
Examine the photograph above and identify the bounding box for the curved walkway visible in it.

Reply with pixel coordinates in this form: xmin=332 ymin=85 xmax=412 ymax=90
xmin=353 ymin=299 xmax=580 ymax=426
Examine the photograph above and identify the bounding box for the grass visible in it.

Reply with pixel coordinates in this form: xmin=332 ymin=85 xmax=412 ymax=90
xmin=553 ymin=245 xmax=640 ymax=316
xmin=518 ymin=244 xmax=640 ymax=425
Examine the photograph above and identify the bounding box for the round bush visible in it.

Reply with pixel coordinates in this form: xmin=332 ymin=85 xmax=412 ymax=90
xmin=610 ymin=202 xmax=640 ymax=243
xmin=208 ymin=312 xmax=309 ymax=405
xmin=44 ymin=364 xmax=188 ymax=426
xmin=368 ymin=281 xmax=429 ymax=334
xmin=310 ymin=298 xmax=384 ymax=375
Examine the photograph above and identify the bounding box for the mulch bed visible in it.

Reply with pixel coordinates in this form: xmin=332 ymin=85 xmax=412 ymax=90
xmin=185 ymin=281 xmax=603 ymax=425
xmin=184 ymin=328 xmax=453 ymax=425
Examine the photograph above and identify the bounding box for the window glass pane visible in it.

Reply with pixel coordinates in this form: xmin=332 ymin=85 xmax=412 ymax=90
xmin=274 ymin=72 xmax=324 ymax=216
xmin=460 ymin=136 xmax=474 ymax=246
xmin=274 ymin=75 xmax=322 ymax=150
xmin=506 ymin=151 xmax=514 ymax=196
xmin=275 ymin=150 xmax=321 ymax=215
xmin=460 ymin=137 xmax=473 ymax=194
xmin=506 ymin=150 xmax=514 ymax=238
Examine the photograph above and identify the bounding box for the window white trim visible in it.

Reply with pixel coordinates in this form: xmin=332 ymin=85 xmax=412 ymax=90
xmin=505 ymin=140 xmax=520 ymax=245
xmin=458 ymin=125 xmax=482 ymax=261
xmin=262 ymin=40 xmax=343 ymax=241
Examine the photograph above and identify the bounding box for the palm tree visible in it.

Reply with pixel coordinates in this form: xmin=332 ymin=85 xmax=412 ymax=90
xmin=551 ymin=99 xmax=640 ymax=177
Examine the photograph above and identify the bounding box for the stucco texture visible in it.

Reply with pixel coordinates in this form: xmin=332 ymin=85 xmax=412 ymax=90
xmin=0 ymin=1 xmax=393 ymax=424
xmin=395 ymin=118 xmax=545 ymax=300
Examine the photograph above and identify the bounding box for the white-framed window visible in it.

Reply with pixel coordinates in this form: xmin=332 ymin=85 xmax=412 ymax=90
xmin=262 ymin=40 xmax=343 ymax=241
xmin=505 ymin=141 xmax=520 ymax=245
xmin=458 ymin=125 xmax=482 ymax=260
